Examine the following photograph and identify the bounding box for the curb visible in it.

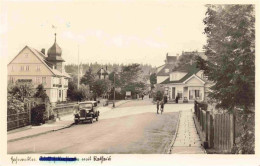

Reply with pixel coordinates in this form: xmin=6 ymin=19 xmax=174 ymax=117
xmin=7 ymin=125 xmax=32 ymax=134
xmin=111 ymin=100 xmax=132 ymax=109
xmin=166 ymin=110 xmax=181 ymax=154
xmin=8 ymin=123 xmax=74 ymax=143
xmin=192 ymin=114 xmax=207 ymax=154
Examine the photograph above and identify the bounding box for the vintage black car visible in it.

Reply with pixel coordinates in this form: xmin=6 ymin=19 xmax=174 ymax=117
xmin=74 ymin=101 xmax=100 ymax=124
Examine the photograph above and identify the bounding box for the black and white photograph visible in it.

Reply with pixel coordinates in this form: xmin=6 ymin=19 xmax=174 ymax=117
xmin=0 ymin=0 xmax=258 ymax=165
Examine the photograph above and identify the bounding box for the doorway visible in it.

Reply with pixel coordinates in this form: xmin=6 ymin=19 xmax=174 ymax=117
xmin=172 ymin=87 xmax=175 ymax=99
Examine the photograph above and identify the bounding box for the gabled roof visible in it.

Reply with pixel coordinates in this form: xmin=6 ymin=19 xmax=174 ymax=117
xmin=9 ymin=46 xmax=70 ymax=78
xmin=161 ymin=63 xmax=200 ymax=84
xmin=183 ymin=74 xmax=205 ymax=84
xmin=96 ymin=68 xmax=109 ymax=75
xmin=27 ymin=46 xmax=67 ymax=77
xmin=156 ymin=64 xmax=165 ymax=69
xmin=156 ymin=64 xmax=177 ymax=76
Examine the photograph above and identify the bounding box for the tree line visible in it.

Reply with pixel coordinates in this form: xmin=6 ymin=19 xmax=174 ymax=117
xmin=67 ymin=63 xmax=154 ymax=102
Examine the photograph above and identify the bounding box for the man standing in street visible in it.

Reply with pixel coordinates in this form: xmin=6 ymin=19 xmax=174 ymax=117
xmin=160 ymin=100 xmax=164 ymax=114
xmin=156 ymin=100 xmax=160 ymax=114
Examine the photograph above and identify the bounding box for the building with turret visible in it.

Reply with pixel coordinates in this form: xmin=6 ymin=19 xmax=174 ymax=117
xmin=7 ymin=33 xmax=70 ymax=103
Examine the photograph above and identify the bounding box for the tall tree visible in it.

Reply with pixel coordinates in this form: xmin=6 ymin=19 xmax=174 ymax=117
xmin=80 ymin=67 xmax=95 ymax=89
xmin=198 ymin=5 xmax=255 ymax=154
xmin=149 ymin=73 xmax=157 ymax=86
xmin=119 ymin=64 xmax=145 ymax=96
xmin=177 ymin=51 xmax=200 ymax=66
xmin=92 ymin=79 xmax=111 ymax=97
xmin=120 ymin=63 xmax=143 ymax=86
xmin=198 ymin=5 xmax=255 ymax=111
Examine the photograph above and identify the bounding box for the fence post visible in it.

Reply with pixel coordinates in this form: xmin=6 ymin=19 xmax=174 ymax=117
xmin=17 ymin=109 xmax=19 ymax=128
xmin=209 ymin=114 xmax=214 ymax=148
xmin=216 ymin=114 xmax=219 ymax=150
xmin=230 ymin=113 xmax=235 ymax=152
xmin=200 ymin=108 xmax=203 ymax=129
xmin=29 ymin=102 xmax=31 ymax=124
xmin=206 ymin=111 xmax=209 ymax=142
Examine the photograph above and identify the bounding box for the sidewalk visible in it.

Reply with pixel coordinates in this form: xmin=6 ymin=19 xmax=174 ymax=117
xmin=170 ymin=110 xmax=206 ymax=154
xmin=8 ymin=100 xmax=131 ymax=142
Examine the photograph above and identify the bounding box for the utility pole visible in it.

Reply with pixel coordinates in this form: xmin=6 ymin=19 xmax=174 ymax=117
xmin=113 ymin=72 xmax=116 ymax=108
xmin=77 ymin=44 xmax=80 ymax=90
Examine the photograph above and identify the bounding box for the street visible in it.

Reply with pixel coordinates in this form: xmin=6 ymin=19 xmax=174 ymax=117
xmin=8 ymin=99 xmax=193 ymax=154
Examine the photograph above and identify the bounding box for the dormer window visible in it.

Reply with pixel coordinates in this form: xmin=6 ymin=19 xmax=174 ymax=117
xmin=165 ymin=68 xmax=169 ymax=73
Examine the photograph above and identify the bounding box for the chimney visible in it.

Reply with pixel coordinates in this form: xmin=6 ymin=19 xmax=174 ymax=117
xmin=41 ymin=48 xmax=45 ymax=55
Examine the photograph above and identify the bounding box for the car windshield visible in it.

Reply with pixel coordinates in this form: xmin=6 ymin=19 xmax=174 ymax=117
xmin=79 ymin=103 xmax=92 ymax=109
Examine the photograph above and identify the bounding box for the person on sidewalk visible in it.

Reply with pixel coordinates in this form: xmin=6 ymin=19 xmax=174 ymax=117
xmin=175 ymin=95 xmax=179 ymax=104
xmin=156 ymin=100 xmax=160 ymax=114
xmin=160 ymin=100 xmax=164 ymax=114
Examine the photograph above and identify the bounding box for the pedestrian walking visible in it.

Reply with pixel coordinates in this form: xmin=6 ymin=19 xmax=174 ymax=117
xmin=142 ymin=94 xmax=144 ymax=100
xmin=175 ymin=95 xmax=179 ymax=104
xmin=156 ymin=100 xmax=160 ymax=114
xmin=160 ymin=100 xmax=164 ymax=114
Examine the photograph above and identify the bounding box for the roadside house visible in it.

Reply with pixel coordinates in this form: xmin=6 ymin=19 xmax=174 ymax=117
xmin=7 ymin=33 xmax=70 ymax=103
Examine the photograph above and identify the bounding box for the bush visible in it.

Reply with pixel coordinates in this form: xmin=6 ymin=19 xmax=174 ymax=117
xmin=109 ymin=91 xmax=125 ymax=100
xmin=232 ymin=110 xmax=255 ymax=154
xmin=31 ymin=104 xmax=47 ymax=125
xmin=153 ymin=90 xmax=163 ymax=101
xmin=197 ymin=101 xmax=208 ymax=110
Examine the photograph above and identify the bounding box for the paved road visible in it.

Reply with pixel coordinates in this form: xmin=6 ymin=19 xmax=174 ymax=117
xmin=8 ymin=100 xmax=193 ymax=154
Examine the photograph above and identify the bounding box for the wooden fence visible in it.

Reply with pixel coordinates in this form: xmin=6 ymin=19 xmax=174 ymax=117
xmin=7 ymin=99 xmax=78 ymax=131
xmin=53 ymin=102 xmax=79 ymax=118
xmin=194 ymin=101 xmax=235 ymax=153
xmin=7 ymin=102 xmax=31 ymax=131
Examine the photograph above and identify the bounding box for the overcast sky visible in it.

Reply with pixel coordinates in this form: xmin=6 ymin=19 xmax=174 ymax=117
xmin=1 ymin=1 xmax=207 ymax=67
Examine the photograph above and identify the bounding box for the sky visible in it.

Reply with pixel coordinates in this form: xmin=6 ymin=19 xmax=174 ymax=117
xmin=1 ymin=0 xmax=207 ymax=67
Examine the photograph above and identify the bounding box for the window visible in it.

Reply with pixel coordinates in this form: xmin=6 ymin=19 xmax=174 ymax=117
xmin=189 ymin=90 xmax=200 ymax=100
xmin=25 ymin=53 xmax=28 ymax=58
xmin=36 ymin=77 xmax=41 ymax=84
xmin=59 ymin=90 xmax=61 ymax=98
xmin=20 ymin=66 xmax=24 ymax=71
xmin=18 ymin=79 xmax=32 ymax=83
xmin=177 ymin=91 xmax=182 ymax=100
xmin=26 ymin=66 xmax=29 ymax=71
xmin=42 ymin=77 xmax=46 ymax=84
xmin=36 ymin=66 xmax=41 ymax=71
